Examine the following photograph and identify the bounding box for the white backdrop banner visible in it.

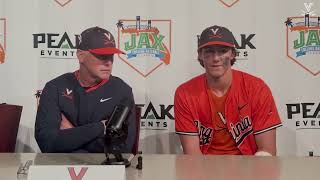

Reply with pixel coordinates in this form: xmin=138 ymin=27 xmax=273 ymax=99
xmin=0 ymin=0 xmax=319 ymax=156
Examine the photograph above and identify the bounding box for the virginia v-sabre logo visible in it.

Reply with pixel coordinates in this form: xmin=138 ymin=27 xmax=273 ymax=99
xmin=117 ymin=16 xmax=171 ymax=77
xmin=286 ymin=102 xmax=320 ymax=130
xmin=218 ymin=0 xmax=240 ymax=7
xmin=198 ymin=32 xmax=256 ymax=61
xmin=33 ymin=32 xmax=80 ymax=59
xmin=285 ymin=2 xmax=320 ymax=76
xmin=136 ymin=102 xmax=174 ymax=130
xmin=0 ymin=18 xmax=6 ymax=64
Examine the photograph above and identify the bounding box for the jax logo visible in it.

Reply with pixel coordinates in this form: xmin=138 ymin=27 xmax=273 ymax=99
xmin=0 ymin=18 xmax=6 ymax=64
xmin=54 ymin=0 xmax=72 ymax=7
xmin=33 ymin=32 xmax=80 ymax=59
xmin=218 ymin=0 xmax=239 ymax=7
xmin=285 ymin=2 xmax=320 ymax=76
xmin=117 ymin=16 xmax=171 ymax=77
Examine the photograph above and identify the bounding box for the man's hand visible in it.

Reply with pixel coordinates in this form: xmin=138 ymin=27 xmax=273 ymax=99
xmin=60 ymin=113 xmax=74 ymax=130
xmin=101 ymin=120 xmax=108 ymax=135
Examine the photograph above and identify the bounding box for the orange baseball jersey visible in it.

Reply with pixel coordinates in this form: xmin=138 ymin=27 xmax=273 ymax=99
xmin=174 ymin=70 xmax=282 ymax=155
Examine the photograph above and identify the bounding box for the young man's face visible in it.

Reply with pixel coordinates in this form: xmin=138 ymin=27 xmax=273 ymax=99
xmin=199 ymin=45 xmax=235 ymax=79
xmin=78 ymin=50 xmax=114 ymax=81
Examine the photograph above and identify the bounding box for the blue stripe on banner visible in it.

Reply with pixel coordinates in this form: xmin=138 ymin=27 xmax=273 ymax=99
xmin=126 ymin=48 xmax=163 ymax=60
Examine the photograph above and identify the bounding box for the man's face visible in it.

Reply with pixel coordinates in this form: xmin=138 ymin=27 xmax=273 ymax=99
xmin=199 ymin=45 xmax=235 ymax=79
xmin=78 ymin=50 xmax=114 ymax=81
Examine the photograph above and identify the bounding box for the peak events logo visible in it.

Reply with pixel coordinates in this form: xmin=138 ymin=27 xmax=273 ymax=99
xmin=286 ymin=102 xmax=320 ymax=130
xmin=117 ymin=16 xmax=171 ymax=77
xmin=0 ymin=18 xmax=6 ymax=64
xmin=285 ymin=2 xmax=320 ymax=76
xmin=54 ymin=0 xmax=72 ymax=7
xmin=218 ymin=0 xmax=240 ymax=7
xmin=33 ymin=32 xmax=80 ymax=59
xmin=137 ymin=102 xmax=174 ymax=130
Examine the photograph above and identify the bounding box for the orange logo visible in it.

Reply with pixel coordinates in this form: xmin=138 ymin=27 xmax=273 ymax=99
xmin=54 ymin=0 xmax=72 ymax=7
xmin=218 ymin=0 xmax=240 ymax=7
xmin=0 ymin=44 xmax=4 ymax=64
xmin=0 ymin=18 xmax=6 ymax=64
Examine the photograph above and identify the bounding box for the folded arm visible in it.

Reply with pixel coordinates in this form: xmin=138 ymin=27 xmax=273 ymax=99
xmin=35 ymin=83 xmax=104 ymax=153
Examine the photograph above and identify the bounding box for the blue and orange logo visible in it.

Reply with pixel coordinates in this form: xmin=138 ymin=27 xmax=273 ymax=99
xmin=117 ymin=16 xmax=171 ymax=77
xmin=285 ymin=3 xmax=320 ymax=76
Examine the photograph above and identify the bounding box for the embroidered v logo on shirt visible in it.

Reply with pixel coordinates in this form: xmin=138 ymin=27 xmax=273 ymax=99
xmin=66 ymin=88 xmax=72 ymax=95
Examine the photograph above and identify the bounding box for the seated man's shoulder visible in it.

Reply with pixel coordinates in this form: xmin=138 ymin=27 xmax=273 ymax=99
xmin=234 ymin=70 xmax=266 ymax=86
xmin=234 ymin=70 xmax=271 ymax=97
xmin=109 ymin=76 xmax=132 ymax=90
xmin=174 ymin=74 xmax=206 ymax=100
xmin=46 ymin=73 xmax=75 ymax=86
xmin=177 ymin=74 xmax=205 ymax=92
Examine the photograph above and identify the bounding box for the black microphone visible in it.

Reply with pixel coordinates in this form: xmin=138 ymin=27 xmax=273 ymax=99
xmin=102 ymin=98 xmax=133 ymax=167
xmin=105 ymin=98 xmax=133 ymax=136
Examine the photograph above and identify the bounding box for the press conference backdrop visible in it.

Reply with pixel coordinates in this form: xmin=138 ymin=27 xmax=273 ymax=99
xmin=0 ymin=0 xmax=319 ymax=156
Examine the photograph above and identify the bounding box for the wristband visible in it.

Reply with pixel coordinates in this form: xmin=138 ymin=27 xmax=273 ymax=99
xmin=255 ymin=151 xmax=272 ymax=156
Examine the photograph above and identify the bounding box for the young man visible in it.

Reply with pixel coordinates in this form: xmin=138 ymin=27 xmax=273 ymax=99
xmin=35 ymin=26 xmax=136 ymax=153
xmin=174 ymin=25 xmax=282 ymax=155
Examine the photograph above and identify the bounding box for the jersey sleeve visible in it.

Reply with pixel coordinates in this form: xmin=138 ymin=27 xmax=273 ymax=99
xmin=251 ymin=82 xmax=282 ymax=135
xmin=174 ymin=85 xmax=198 ymax=136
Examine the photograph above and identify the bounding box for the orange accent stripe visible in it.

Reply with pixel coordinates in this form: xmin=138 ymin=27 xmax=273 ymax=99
xmin=85 ymin=79 xmax=108 ymax=93
xmin=74 ymin=70 xmax=109 ymax=92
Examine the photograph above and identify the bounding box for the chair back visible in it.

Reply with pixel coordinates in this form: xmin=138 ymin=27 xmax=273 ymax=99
xmin=0 ymin=103 xmax=23 ymax=152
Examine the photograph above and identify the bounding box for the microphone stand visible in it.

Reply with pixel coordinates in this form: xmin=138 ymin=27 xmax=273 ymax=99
xmin=102 ymin=129 xmax=131 ymax=167
xmin=102 ymin=151 xmax=130 ymax=167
